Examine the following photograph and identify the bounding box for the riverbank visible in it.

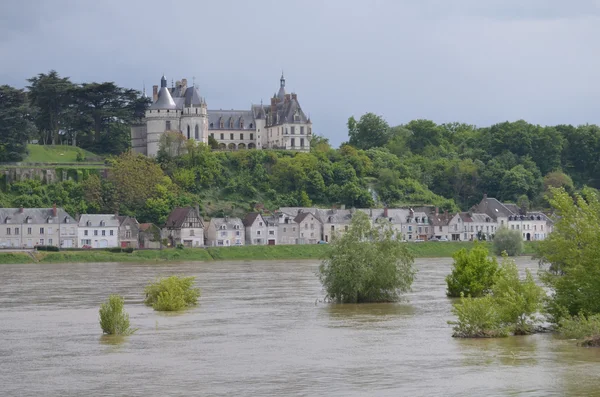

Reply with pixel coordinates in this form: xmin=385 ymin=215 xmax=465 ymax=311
xmin=0 ymin=241 xmax=538 ymax=264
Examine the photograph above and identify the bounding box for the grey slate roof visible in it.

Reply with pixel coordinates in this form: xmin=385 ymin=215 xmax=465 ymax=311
xmin=471 ymin=197 xmax=515 ymax=220
xmin=78 ymin=214 xmax=120 ymax=227
xmin=207 ymin=110 xmax=255 ymax=130
xmin=470 ymin=213 xmax=493 ymax=223
xmin=0 ymin=207 xmax=76 ymax=224
xmin=242 ymin=212 xmax=262 ymax=227
xmin=265 ymin=97 xmax=309 ymax=127
xmin=183 ymin=87 xmax=204 ymax=107
xmin=149 ymin=86 xmax=177 ymax=110
xmin=210 ymin=217 xmax=244 ymax=229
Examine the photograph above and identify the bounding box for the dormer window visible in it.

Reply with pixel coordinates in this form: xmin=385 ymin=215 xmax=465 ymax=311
xmin=249 ymin=123 xmax=253 ymax=128
xmin=210 ymin=122 xmax=214 ymax=128
xmin=234 ymin=225 xmax=240 ymax=230
xmin=26 ymin=217 xmax=31 ymax=224
xmin=86 ymin=220 xmax=91 ymax=227
xmin=240 ymin=119 xmax=244 ymax=129
xmin=229 ymin=119 xmax=234 ymax=129
xmin=100 ymin=220 xmax=106 ymax=227
xmin=47 ymin=217 xmax=53 ymax=224
xmin=5 ymin=217 xmax=10 ymax=224
xmin=219 ymin=118 xmax=224 ymax=129
xmin=220 ymin=225 xmax=226 ymax=230
xmin=64 ymin=217 xmax=69 ymax=224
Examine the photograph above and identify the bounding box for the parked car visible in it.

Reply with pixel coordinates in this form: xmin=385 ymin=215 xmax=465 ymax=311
xmin=414 ymin=239 xmax=425 ymax=243
xmin=317 ymin=240 xmax=328 ymax=244
xmin=438 ymin=237 xmax=449 ymax=242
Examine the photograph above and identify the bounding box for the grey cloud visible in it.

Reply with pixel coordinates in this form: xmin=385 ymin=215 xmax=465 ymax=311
xmin=1 ymin=0 xmax=600 ymax=146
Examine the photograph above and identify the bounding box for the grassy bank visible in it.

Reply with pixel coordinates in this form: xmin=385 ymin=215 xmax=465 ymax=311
xmin=0 ymin=241 xmax=540 ymax=265
xmin=24 ymin=144 xmax=103 ymax=163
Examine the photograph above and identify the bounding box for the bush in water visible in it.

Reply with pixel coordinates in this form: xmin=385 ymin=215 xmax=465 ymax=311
xmin=446 ymin=243 xmax=498 ymax=298
xmin=144 ymin=275 xmax=200 ymax=311
xmin=318 ymin=211 xmax=415 ymax=303
xmin=449 ymin=294 xmax=507 ymax=338
xmin=99 ymin=295 xmax=136 ymax=335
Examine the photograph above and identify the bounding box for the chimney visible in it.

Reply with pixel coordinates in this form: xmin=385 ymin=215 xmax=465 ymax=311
xmin=383 ymin=207 xmax=388 ymax=218
xmin=152 ymin=85 xmax=158 ymax=101
xmin=181 ymin=78 xmax=188 ymax=90
xmin=435 ymin=207 xmax=439 ymax=216
xmin=291 ymin=93 xmax=297 ymax=101
xmin=52 ymin=203 xmax=57 ymax=217
xmin=224 ymin=216 xmax=229 ymax=222
xmin=175 ymin=80 xmax=181 ymax=88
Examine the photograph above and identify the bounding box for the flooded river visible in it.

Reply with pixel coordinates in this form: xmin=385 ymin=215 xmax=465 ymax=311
xmin=1 ymin=258 xmax=600 ymax=396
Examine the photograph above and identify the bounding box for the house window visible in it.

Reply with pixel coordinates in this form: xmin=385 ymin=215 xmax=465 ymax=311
xmin=48 ymin=227 xmax=53 ymax=235
xmin=15 ymin=228 xmax=19 ymax=235
xmin=40 ymin=239 xmax=44 ymax=245
xmin=283 ymin=227 xmax=287 ymax=232
xmin=220 ymin=133 xmax=224 ymax=140
xmin=166 ymin=120 xmax=171 ymax=131
xmin=48 ymin=239 xmax=53 ymax=245
xmin=220 ymin=231 xmax=227 ymax=237
xmin=541 ymin=225 xmax=544 ymax=231
xmin=190 ymin=230 xmax=195 ymax=236
xmin=27 ymin=228 xmax=32 ymax=235
xmin=94 ymin=230 xmax=98 ymax=236
xmin=291 ymin=126 xmax=295 ymax=135
xmin=40 ymin=228 xmax=44 ymax=235
xmin=269 ymin=230 xmax=275 ymax=235
xmin=291 ymin=138 xmax=295 ymax=147
xmin=257 ymin=230 xmax=261 ymax=235
xmin=102 ymin=230 xmax=106 ymax=236
xmin=84 ymin=230 xmax=88 ymax=236
xmin=250 ymin=133 xmax=254 ymax=140
xmin=300 ymin=138 xmax=305 ymax=147
xmin=110 ymin=230 xmax=114 ymax=236
xmin=230 ymin=133 xmax=234 ymax=140
xmin=126 ymin=231 xmax=131 ymax=238
xmin=240 ymin=133 xmax=244 ymax=140
xmin=439 ymin=226 xmax=442 ymax=232
xmin=305 ymin=224 xmax=308 ymax=229
xmin=259 ymin=222 xmax=263 ymax=227
xmin=6 ymin=228 xmax=10 ymax=235
xmin=293 ymin=227 xmax=296 ymax=232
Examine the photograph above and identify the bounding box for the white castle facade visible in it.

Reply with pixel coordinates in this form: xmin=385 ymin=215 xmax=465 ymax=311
xmin=131 ymin=74 xmax=313 ymax=157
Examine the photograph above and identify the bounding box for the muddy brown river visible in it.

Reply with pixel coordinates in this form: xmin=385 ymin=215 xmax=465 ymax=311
xmin=1 ymin=258 xmax=599 ymax=396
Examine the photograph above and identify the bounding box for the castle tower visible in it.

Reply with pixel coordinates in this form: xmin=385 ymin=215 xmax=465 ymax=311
xmin=145 ymin=75 xmax=180 ymax=157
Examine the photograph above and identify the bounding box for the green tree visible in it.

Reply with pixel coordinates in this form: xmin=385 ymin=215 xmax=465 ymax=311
xmin=99 ymin=295 xmax=136 ymax=335
xmin=492 ymin=255 xmax=545 ymax=334
xmin=493 ymin=227 xmax=523 ymax=256
xmin=446 ymin=243 xmax=499 ymax=298
xmin=319 ymin=212 xmax=415 ymax=303
xmin=144 ymin=276 xmax=201 ymax=311
xmin=26 ymin=70 xmax=75 ymax=144
xmin=0 ymin=85 xmax=36 ymax=161
xmin=347 ymin=113 xmax=390 ymax=150
xmin=538 ymin=187 xmax=600 ymax=320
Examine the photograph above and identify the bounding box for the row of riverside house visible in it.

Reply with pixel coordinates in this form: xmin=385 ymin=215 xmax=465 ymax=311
xmin=0 ymin=195 xmax=553 ymax=249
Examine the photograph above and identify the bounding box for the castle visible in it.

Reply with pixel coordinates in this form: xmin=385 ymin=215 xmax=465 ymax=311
xmin=131 ymin=74 xmax=313 ymax=157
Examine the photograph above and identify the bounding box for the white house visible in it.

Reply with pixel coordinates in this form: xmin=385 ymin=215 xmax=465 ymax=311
xmin=0 ymin=205 xmax=77 ymax=248
xmin=205 ymin=217 xmax=244 ymax=247
xmin=78 ymin=214 xmax=120 ymax=248
xmin=243 ymin=212 xmax=278 ymax=245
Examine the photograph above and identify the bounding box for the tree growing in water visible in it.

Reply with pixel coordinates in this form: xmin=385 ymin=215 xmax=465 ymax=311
xmin=99 ymin=295 xmax=136 ymax=335
xmin=446 ymin=243 xmax=499 ymax=298
xmin=318 ymin=211 xmax=415 ymax=303
xmin=144 ymin=275 xmax=201 ymax=311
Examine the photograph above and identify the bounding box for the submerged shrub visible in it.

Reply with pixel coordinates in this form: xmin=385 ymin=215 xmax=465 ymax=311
xmin=493 ymin=227 xmax=523 ymax=256
xmin=319 ymin=212 xmax=415 ymax=303
xmin=557 ymin=313 xmax=600 ymax=341
xmin=446 ymin=243 xmax=498 ymax=298
xmin=99 ymin=295 xmax=136 ymax=335
xmin=492 ymin=256 xmax=545 ymax=335
xmin=449 ymin=294 xmax=507 ymax=338
xmin=144 ymin=275 xmax=200 ymax=311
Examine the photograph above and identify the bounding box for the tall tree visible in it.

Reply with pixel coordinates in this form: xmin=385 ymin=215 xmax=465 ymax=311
xmin=348 ymin=113 xmax=390 ymax=150
xmin=27 ymin=70 xmax=75 ymax=144
xmin=0 ymin=85 xmax=36 ymax=161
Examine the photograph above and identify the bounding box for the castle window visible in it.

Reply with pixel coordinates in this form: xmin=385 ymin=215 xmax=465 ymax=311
xmin=166 ymin=120 xmax=171 ymax=131
xmin=187 ymin=125 xmax=190 ymax=139
xmin=300 ymin=138 xmax=305 ymax=147
xmin=195 ymin=108 xmax=198 ymax=114
xmin=291 ymin=126 xmax=295 ymax=135
xmin=220 ymin=133 xmax=224 ymax=140
xmin=195 ymin=124 xmax=199 ymax=140
xmin=229 ymin=119 xmax=234 ymax=129
xmin=220 ymin=120 xmax=224 ymax=129
xmin=210 ymin=133 xmax=214 ymax=139
xmin=291 ymin=138 xmax=295 ymax=147
xmin=240 ymin=133 xmax=244 ymax=140
xmin=300 ymin=126 xmax=304 ymax=134
xmin=250 ymin=133 xmax=254 ymax=140
xmin=240 ymin=119 xmax=244 ymax=129
xmin=230 ymin=133 xmax=234 ymax=140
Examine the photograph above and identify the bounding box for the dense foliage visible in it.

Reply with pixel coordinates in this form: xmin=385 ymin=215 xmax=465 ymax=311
xmin=538 ymin=187 xmax=600 ymax=321
xmin=449 ymin=255 xmax=545 ymax=338
xmin=99 ymin=295 xmax=136 ymax=335
xmin=446 ymin=243 xmax=499 ymax=297
xmin=4 ymin=71 xmax=600 ymax=223
xmin=318 ymin=211 xmax=415 ymax=303
xmin=492 ymin=227 xmax=524 ymax=256
xmin=144 ymin=275 xmax=201 ymax=311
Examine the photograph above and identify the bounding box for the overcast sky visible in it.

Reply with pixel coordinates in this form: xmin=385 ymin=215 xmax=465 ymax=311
xmin=2 ymin=0 xmax=600 ymax=146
